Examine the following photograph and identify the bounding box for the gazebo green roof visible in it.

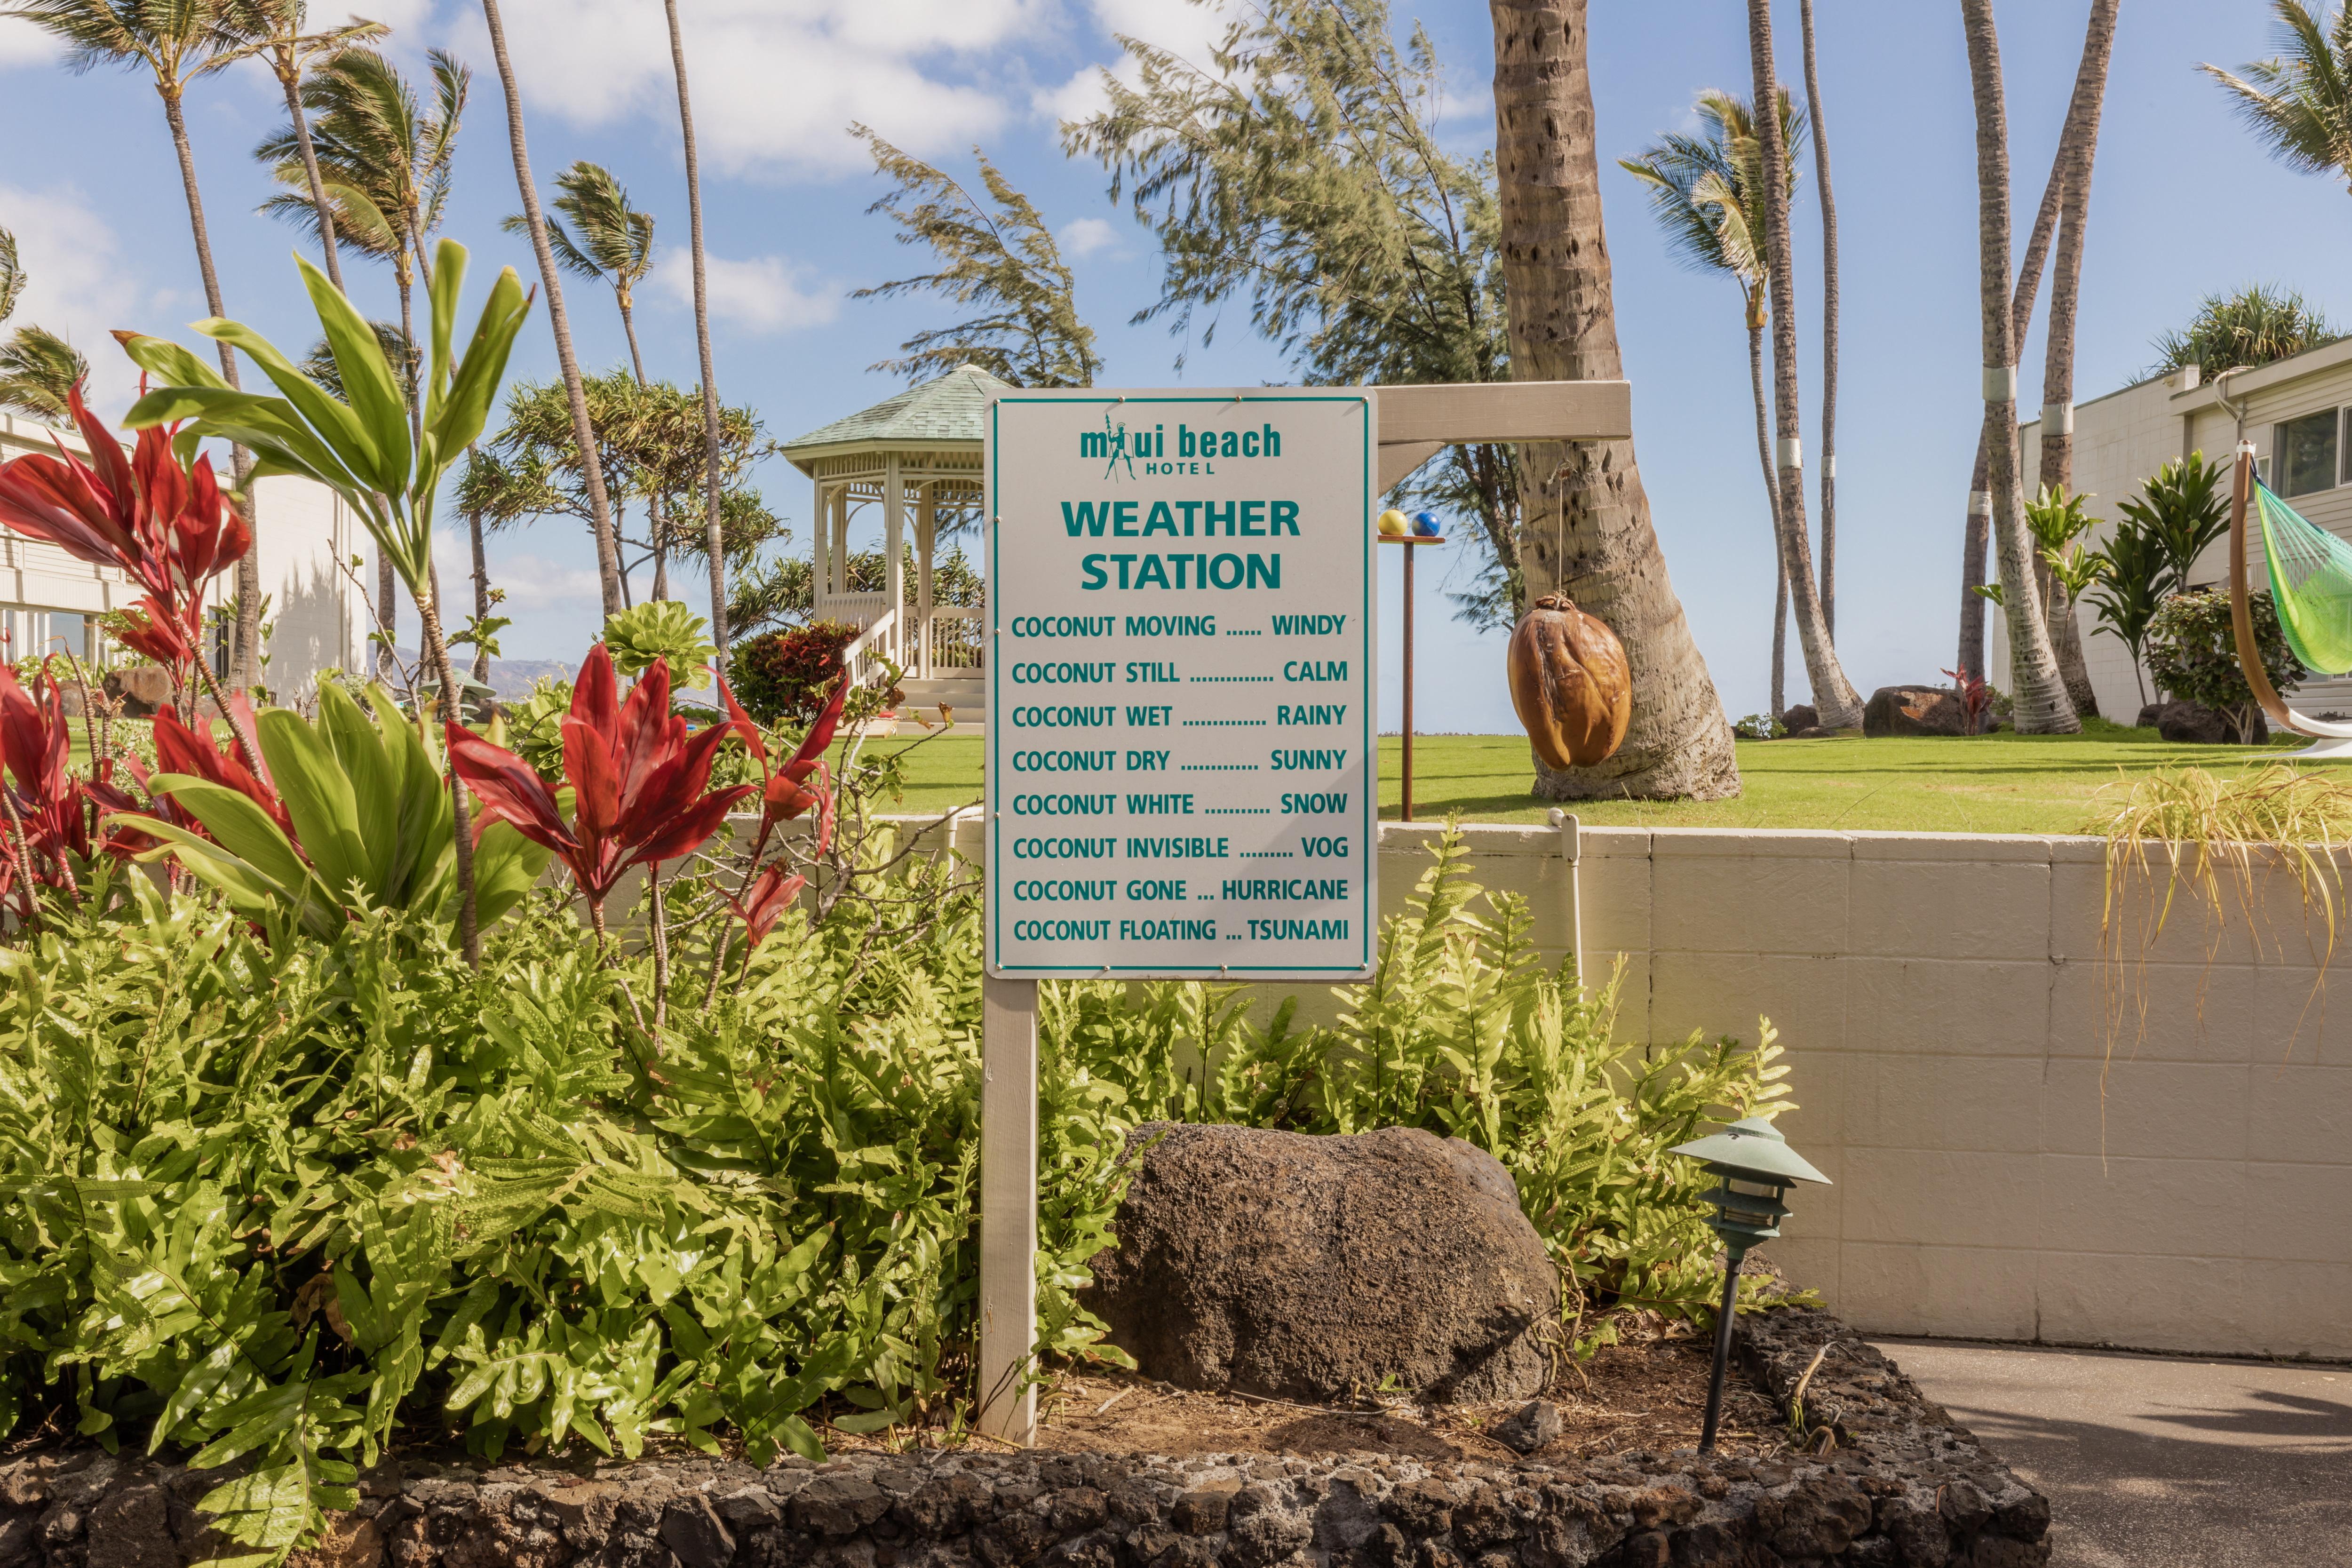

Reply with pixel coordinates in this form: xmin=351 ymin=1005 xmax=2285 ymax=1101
xmin=782 ymin=364 xmax=1013 ymax=472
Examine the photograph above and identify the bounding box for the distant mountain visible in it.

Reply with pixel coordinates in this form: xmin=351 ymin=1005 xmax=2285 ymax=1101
xmin=394 ymin=652 xmax=580 ymax=701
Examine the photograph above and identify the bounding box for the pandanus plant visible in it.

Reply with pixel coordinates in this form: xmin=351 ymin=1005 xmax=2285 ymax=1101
xmin=118 ymin=239 xmax=532 ymax=964
xmin=0 ymin=384 xmax=254 ymax=754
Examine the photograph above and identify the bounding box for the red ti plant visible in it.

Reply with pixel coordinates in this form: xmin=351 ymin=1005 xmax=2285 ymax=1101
xmin=1942 ymin=667 xmax=1992 ymax=736
xmin=704 ymin=673 xmax=846 ymax=991
xmin=0 ymin=664 xmax=93 ymax=917
xmin=446 ymin=644 xmax=752 ymax=942
xmin=0 ymin=384 xmax=254 ymax=759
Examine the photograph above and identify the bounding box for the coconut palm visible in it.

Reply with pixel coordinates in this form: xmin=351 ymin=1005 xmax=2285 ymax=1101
xmin=4 ymin=0 xmax=270 ymax=687
xmin=2203 ymin=1 xmax=2352 ymax=195
xmin=2034 ymin=0 xmax=2121 ymax=721
xmin=1797 ymin=0 xmax=1839 ymax=636
xmin=0 ymin=226 xmax=20 ymax=323
xmin=1744 ymin=0 xmax=1863 ymax=729
xmin=1960 ymin=0 xmax=2078 ymax=733
xmin=1620 ymin=88 xmax=1805 ymax=719
xmin=503 ymin=163 xmax=656 ymax=381
xmin=0 ymin=327 xmax=88 ymax=422
xmin=1492 ymin=0 xmax=1739 ymax=799
xmin=478 ymin=0 xmax=624 ymax=620
xmin=218 ymin=0 xmax=381 ymax=294
xmin=664 ymin=0 xmax=731 ymax=658
xmin=256 ymin=46 xmax=466 ymax=675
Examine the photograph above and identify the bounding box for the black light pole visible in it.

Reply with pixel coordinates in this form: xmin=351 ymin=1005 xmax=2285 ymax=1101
xmin=1668 ymin=1117 xmax=1832 ymax=1453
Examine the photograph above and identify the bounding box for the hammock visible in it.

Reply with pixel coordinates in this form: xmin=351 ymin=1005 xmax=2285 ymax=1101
xmin=2254 ymin=480 xmax=2352 ymax=675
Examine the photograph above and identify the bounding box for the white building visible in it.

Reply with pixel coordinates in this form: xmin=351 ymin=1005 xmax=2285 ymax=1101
xmin=0 ymin=409 xmax=368 ymax=695
xmin=2000 ymin=343 xmax=2352 ymax=720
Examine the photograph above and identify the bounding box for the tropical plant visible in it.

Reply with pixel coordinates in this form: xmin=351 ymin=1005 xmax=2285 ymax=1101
xmin=476 ymin=0 xmax=623 ymax=618
xmin=1744 ymin=0 xmax=1864 ymax=733
xmin=852 ymin=126 xmax=1101 ymax=390
xmin=2146 ymin=587 xmax=2307 ymax=742
xmin=2085 ymin=513 xmax=2170 ymax=708
xmin=2150 ymin=283 xmax=2340 ymax=378
xmin=662 ymin=0 xmax=732 ymax=660
xmin=1621 ymin=86 xmax=1805 ymax=718
xmin=0 ymin=324 xmax=88 ymax=422
xmin=118 ymin=681 xmax=548 ymax=938
xmin=7 ymin=0 xmax=270 ymax=686
xmin=0 ymin=223 xmax=20 ymax=321
xmin=1066 ymin=0 xmax=1526 ymax=634
xmin=1797 ymin=0 xmax=1839 ymax=638
xmin=2025 ymin=483 xmax=2104 ymax=717
xmin=1469 ymin=0 xmax=1738 ymax=799
xmin=1941 ymin=666 xmax=1992 ymax=736
xmin=728 ymin=621 xmax=861 ymax=724
xmin=222 ymin=0 xmax=383 ymax=294
xmin=2115 ymin=450 xmax=2232 ymax=591
xmin=602 ymin=599 xmax=715 ymax=689
xmin=506 ymin=161 xmax=657 ymax=380
xmin=118 ymin=238 xmax=533 ymax=964
xmin=0 ymin=662 xmax=103 ymax=919
xmin=1961 ymin=0 xmax=2079 ymax=734
xmin=2201 ymin=1 xmax=2352 ymax=199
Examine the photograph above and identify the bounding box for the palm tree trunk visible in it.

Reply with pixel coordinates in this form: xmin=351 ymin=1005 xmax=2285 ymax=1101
xmin=1748 ymin=310 xmax=1787 ymax=719
xmin=619 ymin=298 xmax=648 ymax=385
xmin=469 ymin=507 xmax=491 ymax=684
xmin=479 ymin=0 xmax=625 ymax=620
xmin=416 ymin=591 xmax=481 ymax=965
xmin=1490 ymin=0 xmax=1740 ymax=800
xmin=2037 ymin=0 xmax=2121 ymax=721
xmin=1799 ymin=0 xmax=1838 ymax=637
xmin=159 ymin=87 xmax=264 ymax=697
xmin=274 ymin=51 xmax=345 ymax=295
xmin=1747 ymin=0 xmax=1863 ymax=729
xmin=1958 ymin=439 xmax=1991 ymax=682
xmin=664 ymin=0 xmax=731 ymax=661
xmin=1961 ymin=0 xmax=2077 ymax=734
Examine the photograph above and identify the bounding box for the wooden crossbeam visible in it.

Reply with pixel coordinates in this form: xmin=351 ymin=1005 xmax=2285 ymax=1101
xmin=1375 ymin=380 xmax=1632 ymax=491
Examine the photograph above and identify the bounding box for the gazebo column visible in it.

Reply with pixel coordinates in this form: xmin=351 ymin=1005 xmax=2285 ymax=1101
xmin=916 ymin=482 xmax=937 ymax=680
xmin=811 ymin=475 xmax=829 ymax=617
xmin=831 ymin=486 xmax=850 ymax=603
xmin=884 ymin=454 xmax=906 ymax=666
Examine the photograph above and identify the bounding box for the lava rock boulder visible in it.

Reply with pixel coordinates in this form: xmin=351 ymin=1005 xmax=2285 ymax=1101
xmin=1085 ymin=1122 xmax=1558 ymax=1404
xmin=1863 ymin=685 xmax=1967 ymax=738
xmin=2148 ymin=698 xmax=2268 ymax=745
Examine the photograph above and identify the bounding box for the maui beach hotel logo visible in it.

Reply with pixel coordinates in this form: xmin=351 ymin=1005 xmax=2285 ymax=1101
xmin=1081 ymin=410 xmax=1284 ymax=478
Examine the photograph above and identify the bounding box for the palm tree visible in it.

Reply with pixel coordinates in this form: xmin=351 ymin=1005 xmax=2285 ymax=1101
xmin=0 ymin=225 xmax=20 ymax=323
xmin=2035 ymin=0 xmax=2121 ymax=721
xmin=1745 ymin=0 xmax=1863 ymax=729
xmin=2203 ymin=1 xmax=2352 ymax=194
xmin=664 ymin=0 xmax=731 ymax=660
xmin=218 ymin=0 xmax=381 ymax=295
xmin=477 ymin=0 xmax=623 ymax=620
xmin=501 ymin=163 xmax=670 ymax=597
xmin=1960 ymin=0 xmax=2078 ymax=733
xmin=1492 ymin=0 xmax=1739 ymax=800
xmin=256 ymin=46 xmax=465 ymax=675
xmin=1620 ymin=88 xmax=1805 ymax=720
xmin=7 ymin=0 xmax=270 ymax=689
xmin=1797 ymin=0 xmax=1839 ymax=637
xmin=0 ymin=326 xmax=90 ymax=421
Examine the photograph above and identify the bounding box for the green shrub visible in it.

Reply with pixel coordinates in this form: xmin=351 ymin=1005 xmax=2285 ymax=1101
xmin=729 ymin=622 xmax=861 ymax=724
xmin=2145 ymin=587 xmax=2305 ymax=740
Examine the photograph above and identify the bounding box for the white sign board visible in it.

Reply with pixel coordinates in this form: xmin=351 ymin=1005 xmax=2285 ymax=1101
xmin=984 ymin=389 xmax=1378 ymax=980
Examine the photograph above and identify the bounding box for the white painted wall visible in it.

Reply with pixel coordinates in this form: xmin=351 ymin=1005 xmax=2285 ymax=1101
xmin=915 ymin=816 xmax=2351 ymax=1361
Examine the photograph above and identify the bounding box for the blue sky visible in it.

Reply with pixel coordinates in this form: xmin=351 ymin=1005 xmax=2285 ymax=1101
xmin=0 ymin=0 xmax=2343 ymax=730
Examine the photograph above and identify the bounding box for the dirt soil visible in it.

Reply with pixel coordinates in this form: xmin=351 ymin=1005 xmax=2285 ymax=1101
xmin=1029 ymin=1316 xmax=1790 ymax=1465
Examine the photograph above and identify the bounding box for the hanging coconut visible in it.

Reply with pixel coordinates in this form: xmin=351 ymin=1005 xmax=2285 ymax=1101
xmin=1508 ymin=593 xmax=1632 ymax=770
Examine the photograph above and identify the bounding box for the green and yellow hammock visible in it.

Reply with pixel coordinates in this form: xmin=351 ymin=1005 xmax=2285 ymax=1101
xmin=2230 ymin=445 xmax=2352 ymax=752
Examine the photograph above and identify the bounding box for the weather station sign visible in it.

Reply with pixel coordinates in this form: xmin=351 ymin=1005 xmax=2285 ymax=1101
xmin=984 ymin=389 xmax=1378 ymax=980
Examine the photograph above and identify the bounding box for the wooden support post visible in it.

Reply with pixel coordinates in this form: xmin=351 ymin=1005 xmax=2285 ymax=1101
xmin=1549 ymin=807 xmax=1583 ymax=989
xmin=978 ymin=973 xmax=1039 ymax=1445
xmin=1402 ymin=540 xmax=1416 ymax=821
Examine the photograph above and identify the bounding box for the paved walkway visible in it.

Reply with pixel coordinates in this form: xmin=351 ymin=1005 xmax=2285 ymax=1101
xmin=1871 ymin=1339 xmax=2352 ymax=1568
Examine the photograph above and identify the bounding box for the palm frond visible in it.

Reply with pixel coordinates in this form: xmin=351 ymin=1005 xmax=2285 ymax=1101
xmin=0 ymin=324 xmax=89 ymax=421
xmin=0 ymin=226 xmax=21 ymax=324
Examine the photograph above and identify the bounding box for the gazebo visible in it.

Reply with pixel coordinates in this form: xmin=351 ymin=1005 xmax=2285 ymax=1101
xmin=782 ymin=365 xmax=1004 ymax=727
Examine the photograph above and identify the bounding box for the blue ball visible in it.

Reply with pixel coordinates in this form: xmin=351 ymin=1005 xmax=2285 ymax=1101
xmin=1411 ymin=510 xmax=1441 ymax=537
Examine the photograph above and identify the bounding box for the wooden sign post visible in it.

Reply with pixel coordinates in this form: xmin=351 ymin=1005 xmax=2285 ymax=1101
xmin=976 ymin=378 xmax=1630 ymax=1444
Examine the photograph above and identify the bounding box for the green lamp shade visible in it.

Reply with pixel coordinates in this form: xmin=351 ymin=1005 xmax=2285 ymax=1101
xmin=1668 ymin=1117 xmax=1830 ymax=1254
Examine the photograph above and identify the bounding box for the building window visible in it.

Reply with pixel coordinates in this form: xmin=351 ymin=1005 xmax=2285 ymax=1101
xmin=2278 ymin=408 xmax=2338 ymax=498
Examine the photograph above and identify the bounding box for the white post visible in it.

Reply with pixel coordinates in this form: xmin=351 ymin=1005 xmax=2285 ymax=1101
xmin=978 ymin=972 xmax=1039 ymax=1444
xmin=811 ymin=477 xmax=829 ymax=618
xmin=883 ymin=456 xmax=906 ymax=666
xmin=1548 ymin=807 xmax=1583 ymax=989
xmin=917 ymin=485 xmax=937 ymax=680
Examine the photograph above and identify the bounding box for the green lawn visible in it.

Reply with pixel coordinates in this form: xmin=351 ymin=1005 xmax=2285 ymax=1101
xmin=851 ymin=724 xmax=2314 ymax=835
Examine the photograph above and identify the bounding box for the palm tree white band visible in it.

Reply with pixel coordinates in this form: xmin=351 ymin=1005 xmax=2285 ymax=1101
xmin=1968 ymin=491 xmax=1992 ymax=517
xmin=1823 ymin=456 xmax=1835 ymax=480
xmin=1776 ymin=438 xmax=1802 ymax=469
xmin=1982 ymin=365 xmax=2017 ymax=402
xmin=2041 ymin=402 xmax=2074 ymax=434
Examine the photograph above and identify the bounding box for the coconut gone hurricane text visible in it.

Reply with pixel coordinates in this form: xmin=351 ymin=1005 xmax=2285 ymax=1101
xmin=987 ymin=390 xmax=1376 ymax=979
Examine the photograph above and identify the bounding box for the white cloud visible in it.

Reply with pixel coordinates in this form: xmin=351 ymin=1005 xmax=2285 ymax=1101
xmin=443 ymin=0 xmax=1045 ymax=177
xmin=0 ymin=182 xmax=170 ymax=419
xmin=652 ymin=251 xmax=841 ymax=334
xmin=1034 ymin=0 xmax=1237 ymax=124
xmin=1059 ymin=216 xmax=1120 ymax=259
xmin=0 ymin=17 xmax=61 ymax=69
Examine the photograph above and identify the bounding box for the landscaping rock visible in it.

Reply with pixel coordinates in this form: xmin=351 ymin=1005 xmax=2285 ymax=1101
xmin=1084 ymin=1122 xmax=1557 ymax=1403
xmin=1862 ymin=685 xmax=1967 ymax=739
xmin=2151 ymin=698 xmax=2267 ymax=745
xmin=1490 ymin=1399 xmax=1564 ymax=1454
xmin=103 ymin=667 xmax=172 ymax=718
xmin=1782 ymin=704 xmax=1819 ymax=732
